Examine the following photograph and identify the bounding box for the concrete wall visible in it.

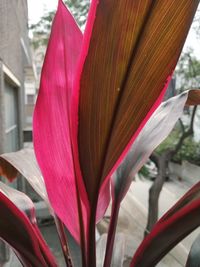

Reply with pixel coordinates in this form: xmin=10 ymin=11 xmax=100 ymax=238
xmin=0 ymin=63 xmax=5 ymax=154
xmin=0 ymin=1 xmax=31 ymax=261
xmin=169 ymin=161 xmax=200 ymax=185
xmin=0 ymin=0 xmax=30 ymax=81
xmin=0 ymin=0 xmax=31 ymax=154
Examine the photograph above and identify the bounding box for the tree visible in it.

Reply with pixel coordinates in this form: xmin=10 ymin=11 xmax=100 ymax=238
xmin=30 ymin=0 xmax=90 ymax=48
xmin=193 ymin=8 xmax=200 ymax=38
xmin=145 ymin=50 xmax=200 ymax=235
xmin=176 ymin=49 xmax=200 ymax=91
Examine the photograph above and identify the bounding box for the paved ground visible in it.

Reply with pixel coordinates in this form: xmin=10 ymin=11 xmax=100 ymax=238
xmin=2 ymin=176 xmax=198 ymax=266
xmin=98 ymin=180 xmax=187 ymax=267
xmin=132 ymin=176 xmax=200 ymax=251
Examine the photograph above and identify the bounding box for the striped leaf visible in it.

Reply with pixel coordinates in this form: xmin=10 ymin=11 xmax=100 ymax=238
xmin=33 ymin=0 xmax=88 ymax=245
xmin=33 ymin=0 xmax=199 ymax=265
xmin=78 ymin=0 xmax=199 ymax=205
xmin=77 ymin=2 xmax=199 ymax=264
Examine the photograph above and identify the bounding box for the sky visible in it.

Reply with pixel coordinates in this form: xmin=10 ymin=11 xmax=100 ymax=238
xmin=28 ymin=0 xmax=58 ymax=24
xmin=28 ymin=0 xmax=200 ymax=58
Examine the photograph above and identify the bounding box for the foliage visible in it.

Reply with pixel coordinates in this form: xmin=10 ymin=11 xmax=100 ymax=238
xmin=139 ymin=165 xmax=150 ymax=178
xmin=156 ymin=48 xmax=200 ymax=163
xmin=175 ymin=48 xmax=200 ymax=91
xmin=175 ymin=136 xmax=200 ymax=164
xmin=157 ymin=128 xmax=200 ymax=165
xmin=65 ymin=0 xmax=89 ymax=28
xmin=30 ymin=0 xmax=89 ymax=48
xmin=193 ymin=8 xmax=200 ymax=38
xmin=0 ymin=1 xmax=200 ymax=267
xmin=156 ymin=129 xmax=180 ymax=153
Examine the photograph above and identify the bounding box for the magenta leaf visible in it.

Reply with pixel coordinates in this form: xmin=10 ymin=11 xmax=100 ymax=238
xmin=33 ymin=0 xmax=199 ymax=265
xmin=0 ymin=191 xmax=57 ymax=267
xmin=0 ymin=181 xmax=37 ymax=225
xmin=33 ymin=1 xmax=110 ymax=252
xmin=33 ymin=0 xmax=89 ymax=244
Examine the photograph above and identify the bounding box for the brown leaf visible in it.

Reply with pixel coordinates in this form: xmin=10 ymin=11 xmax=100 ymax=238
xmin=0 ymin=158 xmax=18 ymax=182
xmin=186 ymin=89 xmax=200 ymax=106
xmin=78 ymin=0 xmax=199 ymax=203
xmin=0 ymin=149 xmax=49 ymax=205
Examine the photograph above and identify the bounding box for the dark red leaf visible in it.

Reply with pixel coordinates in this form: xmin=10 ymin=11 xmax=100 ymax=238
xmin=131 ymin=181 xmax=200 ymax=267
xmin=0 ymin=192 xmax=57 ymax=267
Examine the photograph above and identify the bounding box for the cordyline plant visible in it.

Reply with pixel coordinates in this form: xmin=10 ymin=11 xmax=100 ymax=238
xmin=0 ymin=0 xmax=200 ymax=266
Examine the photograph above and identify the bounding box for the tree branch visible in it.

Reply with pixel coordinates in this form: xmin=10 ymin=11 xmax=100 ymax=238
xmin=171 ymin=105 xmax=197 ymax=157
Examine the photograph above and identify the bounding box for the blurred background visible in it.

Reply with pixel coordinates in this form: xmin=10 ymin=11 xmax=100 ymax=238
xmin=0 ymin=1 xmax=199 ymax=266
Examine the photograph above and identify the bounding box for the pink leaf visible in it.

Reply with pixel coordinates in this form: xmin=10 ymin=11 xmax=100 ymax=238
xmin=33 ymin=1 xmax=110 ymax=252
xmin=33 ymin=0 xmax=89 ymax=243
xmin=0 ymin=191 xmax=57 ymax=267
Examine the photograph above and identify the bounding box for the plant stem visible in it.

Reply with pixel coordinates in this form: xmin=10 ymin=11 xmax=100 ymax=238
xmin=87 ymin=196 xmax=98 ymax=267
xmin=54 ymin=215 xmax=74 ymax=267
xmin=103 ymin=201 xmax=120 ymax=267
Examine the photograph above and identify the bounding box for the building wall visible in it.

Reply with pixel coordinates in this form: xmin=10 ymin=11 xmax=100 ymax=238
xmin=0 ymin=1 xmax=31 ymax=262
xmin=0 ymin=64 xmax=5 ymax=154
xmin=24 ymin=65 xmax=37 ymax=129
xmin=0 ymin=0 xmax=31 ymax=154
xmin=0 ymin=0 xmax=30 ymax=81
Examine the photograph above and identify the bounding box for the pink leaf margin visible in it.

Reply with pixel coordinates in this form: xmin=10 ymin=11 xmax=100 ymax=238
xmin=0 ymin=192 xmax=57 ymax=267
xmin=33 ymin=0 xmax=88 ymax=244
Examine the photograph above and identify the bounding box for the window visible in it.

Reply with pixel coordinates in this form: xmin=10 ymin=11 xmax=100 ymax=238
xmin=26 ymin=94 xmax=35 ymax=105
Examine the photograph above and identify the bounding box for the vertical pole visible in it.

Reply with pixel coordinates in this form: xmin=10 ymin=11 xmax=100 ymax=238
xmin=0 ymin=60 xmax=10 ymax=264
xmin=0 ymin=61 xmax=6 ymax=154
